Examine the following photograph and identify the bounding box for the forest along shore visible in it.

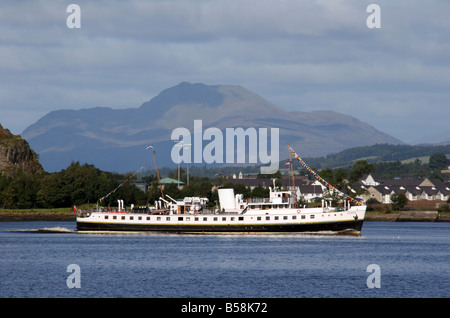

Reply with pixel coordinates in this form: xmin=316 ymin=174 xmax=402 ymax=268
xmin=0 ymin=210 xmax=449 ymax=222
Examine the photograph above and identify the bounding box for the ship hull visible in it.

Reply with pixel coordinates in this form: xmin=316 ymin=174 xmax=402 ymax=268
xmin=76 ymin=218 xmax=364 ymax=234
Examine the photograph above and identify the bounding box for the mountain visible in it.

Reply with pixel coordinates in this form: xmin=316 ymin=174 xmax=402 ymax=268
xmin=21 ymin=82 xmax=403 ymax=172
xmin=413 ymin=128 xmax=450 ymax=145
xmin=0 ymin=124 xmax=43 ymax=177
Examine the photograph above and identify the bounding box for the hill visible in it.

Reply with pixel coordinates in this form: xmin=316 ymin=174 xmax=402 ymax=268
xmin=0 ymin=124 xmax=43 ymax=177
xmin=302 ymin=144 xmax=450 ymax=170
xmin=22 ymin=82 xmax=402 ymax=172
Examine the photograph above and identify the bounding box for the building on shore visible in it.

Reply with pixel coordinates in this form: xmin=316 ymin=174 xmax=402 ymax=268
xmin=357 ymin=174 xmax=450 ymax=203
xmin=226 ymin=172 xmax=450 ymax=204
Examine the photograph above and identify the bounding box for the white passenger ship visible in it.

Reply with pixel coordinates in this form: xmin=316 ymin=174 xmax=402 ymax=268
xmin=76 ymin=145 xmax=366 ymax=234
xmin=76 ymin=187 xmax=366 ymax=234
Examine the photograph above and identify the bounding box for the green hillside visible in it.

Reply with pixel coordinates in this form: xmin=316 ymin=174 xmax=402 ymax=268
xmin=302 ymin=144 xmax=450 ymax=169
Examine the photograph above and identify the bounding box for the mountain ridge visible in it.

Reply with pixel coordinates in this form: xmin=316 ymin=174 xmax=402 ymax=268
xmin=22 ymin=82 xmax=403 ymax=172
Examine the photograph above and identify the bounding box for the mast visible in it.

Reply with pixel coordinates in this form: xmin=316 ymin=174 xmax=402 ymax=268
xmin=289 ymin=145 xmax=298 ymax=208
xmin=146 ymin=145 xmax=164 ymax=199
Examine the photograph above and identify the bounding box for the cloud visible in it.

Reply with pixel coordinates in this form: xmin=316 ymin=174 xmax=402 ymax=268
xmin=0 ymin=0 xmax=449 ymax=144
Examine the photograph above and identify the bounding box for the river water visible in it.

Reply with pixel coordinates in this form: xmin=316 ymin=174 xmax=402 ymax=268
xmin=0 ymin=221 xmax=448 ymax=300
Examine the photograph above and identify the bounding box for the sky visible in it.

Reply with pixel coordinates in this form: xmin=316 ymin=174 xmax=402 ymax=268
xmin=0 ymin=0 xmax=449 ymax=144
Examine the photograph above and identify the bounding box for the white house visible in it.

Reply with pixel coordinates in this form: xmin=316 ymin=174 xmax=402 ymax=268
xmin=360 ymin=175 xmax=450 ymax=203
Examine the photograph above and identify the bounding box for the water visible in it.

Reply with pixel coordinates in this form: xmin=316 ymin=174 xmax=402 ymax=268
xmin=0 ymin=221 xmax=449 ymax=299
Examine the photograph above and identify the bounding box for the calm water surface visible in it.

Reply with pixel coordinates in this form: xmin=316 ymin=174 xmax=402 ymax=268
xmin=0 ymin=221 xmax=448 ymax=298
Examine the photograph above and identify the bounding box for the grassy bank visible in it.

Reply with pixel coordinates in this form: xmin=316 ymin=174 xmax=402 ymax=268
xmin=365 ymin=210 xmax=450 ymax=222
xmin=0 ymin=208 xmax=75 ymax=221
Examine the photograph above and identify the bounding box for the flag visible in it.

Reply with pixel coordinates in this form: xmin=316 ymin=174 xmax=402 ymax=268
xmin=285 ymin=163 xmax=290 ymax=166
xmin=289 ymin=145 xmax=364 ymax=205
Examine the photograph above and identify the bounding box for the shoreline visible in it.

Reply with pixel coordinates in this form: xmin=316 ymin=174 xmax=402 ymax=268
xmin=0 ymin=211 xmax=75 ymax=222
xmin=365 ymin=211 xmax=450 ymax=222
xmin=0 ymin=210 xmax=449 ymax=222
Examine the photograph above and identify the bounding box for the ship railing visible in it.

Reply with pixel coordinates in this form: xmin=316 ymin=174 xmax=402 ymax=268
xmin=184 ymin=208 xmax=220 ymax=215
xmin=247 ymin=198 xmax=271 ymax=203
xmin=90 ymin=206 xmax=158 ymax=214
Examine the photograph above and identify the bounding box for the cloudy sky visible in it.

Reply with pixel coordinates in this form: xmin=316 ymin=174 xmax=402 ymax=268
xmin=1 ymin=0 xmax=449 ymax=144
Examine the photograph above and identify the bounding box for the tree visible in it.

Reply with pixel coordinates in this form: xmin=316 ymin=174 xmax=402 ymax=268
xmin=0 ymin=170 xmax=42 ymax=209
xmin=147 ymin=180 xmax=163 ymax=205
xmin=318 ymin=167 xmax=348 ymax=189
xmin=182 ymin=180 xmax=213 ymax=199
xmin=390 ymin=193 xmax=408 ymax=211
xmin=164 ymin=183 xmax=182 ymax=200
xmin=0 ymin=174 xmax=11 ymax=208
xmin=334 ymin=168 xmax=348 ymax=185
xmin=37 ymin=172 xmax=71 ymax=208
xmin=349 ymin=160 xmax=375 ymax=183
xmin=319 ymin=168 xmax=334 ymax=184
xmin=251 ymin=185 xmax=269 ymax=198
xmin=429 ymin=153 xmax=450 ymax=171
xmin=35 ymin=162 xmax=146 ymax=208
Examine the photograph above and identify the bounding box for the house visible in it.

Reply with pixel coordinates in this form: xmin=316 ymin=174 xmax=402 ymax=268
xmin=360 ymin=173 xmax=382 ymax=186
xmin=365 ymin=185 xmax=395 ymax=204
xmin=297 ymin=184 xmax=324 ymax=203
xmin=360 ymin=174 xmax=450 ymax=203
xmin=224 ymin=172 xmax=450 ymax=204
xmin=159 ymin=177 xmax=184 ymax=188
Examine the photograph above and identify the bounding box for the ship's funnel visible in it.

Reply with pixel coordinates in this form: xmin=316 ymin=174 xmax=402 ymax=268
xmin=218 ymin=188 xmax=235 ymax=211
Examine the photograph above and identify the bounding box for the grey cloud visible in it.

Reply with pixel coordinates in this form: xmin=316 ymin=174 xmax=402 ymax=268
xmin=0 ymin=0 xmax=448 ymax=143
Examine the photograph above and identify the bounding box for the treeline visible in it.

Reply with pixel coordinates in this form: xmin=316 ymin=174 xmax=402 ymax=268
xmin=372 ymin=152 xmax=449 ymax=179
xmin=0 ymin=162 xmax=146 ymax=209
xmin=0 ymin=161 xmax=271 ymax=210
xmin=1 ymin=152 xmax=448 ymax=210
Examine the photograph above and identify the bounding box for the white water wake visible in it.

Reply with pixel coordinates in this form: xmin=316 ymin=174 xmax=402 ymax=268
xmin=8 ymin=227 xmax=76 ymax=233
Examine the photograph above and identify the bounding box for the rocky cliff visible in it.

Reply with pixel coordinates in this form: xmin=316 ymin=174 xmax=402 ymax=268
xmin=0 ymin=124 xmax=44 ymax=176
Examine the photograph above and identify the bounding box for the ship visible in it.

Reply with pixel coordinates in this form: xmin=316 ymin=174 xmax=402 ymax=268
xmin=76 ymin=187 xmax=365 ymax=234
xmin=76 ymin=145 xmax=366 ymax=234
